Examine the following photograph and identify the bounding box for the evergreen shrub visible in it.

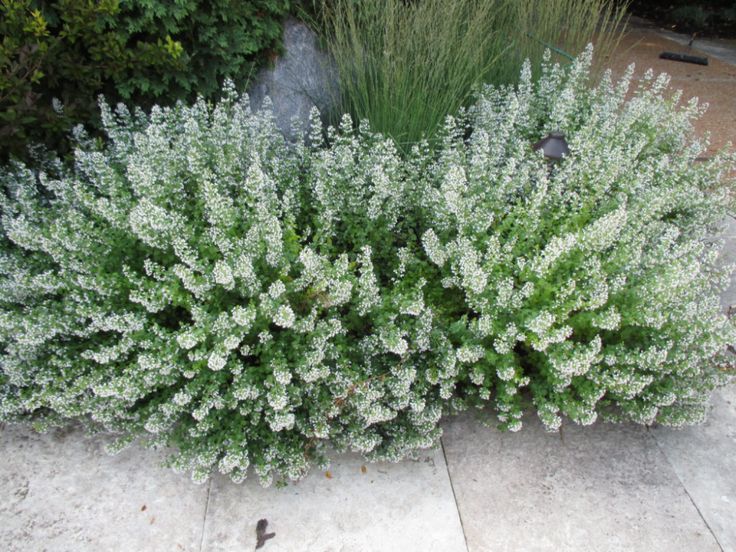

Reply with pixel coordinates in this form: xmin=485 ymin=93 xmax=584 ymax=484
xmin=0 ymin=0 xmax=290 ymax=161
xmin=1 ymin=48 xmax=734 ymax=485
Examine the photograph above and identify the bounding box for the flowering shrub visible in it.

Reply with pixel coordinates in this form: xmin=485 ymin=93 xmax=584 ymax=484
xmin=1 ymin=47 xmax=734 ymax=485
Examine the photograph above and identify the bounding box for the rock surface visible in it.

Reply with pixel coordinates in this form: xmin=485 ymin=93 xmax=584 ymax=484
xmin=248 ymin=17 xmax=337 ymax=141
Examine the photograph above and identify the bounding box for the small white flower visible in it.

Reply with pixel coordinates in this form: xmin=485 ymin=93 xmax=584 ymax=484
xmin=273 ymin=305 xmax=295 ymax=328
xmin=268 ymin=280 xmax=286 ymax=299
xmin=213 ymin=261 xmax=234 ymax=288
xmin=208 ymin=352 xmax=227 ymax=371
xmin=177 ymin=332 xmax=198 ymax=350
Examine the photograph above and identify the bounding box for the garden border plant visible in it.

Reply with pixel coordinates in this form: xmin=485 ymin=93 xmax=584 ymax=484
xmin=1 ymin=47 xmax=734 ymax=486
xmin=317 ymin=0 xmax=629 ymax=148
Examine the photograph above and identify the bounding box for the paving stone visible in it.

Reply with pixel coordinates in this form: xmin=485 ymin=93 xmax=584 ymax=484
xmin=200 ymin=448 xmax=467 ymax=552
xmin=0 ymin=424 xmax=208 ymax=552
xmin=441 ymin=412 xmax=720 ymax=552
xmin=652 ymin=384 xmax=736 ymax=552
xmin=718 ymin=215 xmax=736 ymax=310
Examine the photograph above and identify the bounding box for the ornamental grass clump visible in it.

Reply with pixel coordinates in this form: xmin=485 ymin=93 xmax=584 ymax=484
xmin=318 ymin=0 xmax=628 ymax=147
xmin=1 ymin=47 xmax=734 ymax=485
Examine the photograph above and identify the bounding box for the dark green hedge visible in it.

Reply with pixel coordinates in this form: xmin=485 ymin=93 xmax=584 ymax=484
xmin=0 ymin=0 xmax=291 ymax=161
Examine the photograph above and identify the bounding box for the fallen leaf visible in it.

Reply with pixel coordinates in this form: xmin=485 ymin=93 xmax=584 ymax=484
xmin=141 ymin=505 xmax=147 ymax=512
xmin=360 ymin=465 xmax=367 ymax=474
xmin=325 ymin=470 xmax=333 ymax=479
xmin=256 ymin=518 xmax=276 ymax=549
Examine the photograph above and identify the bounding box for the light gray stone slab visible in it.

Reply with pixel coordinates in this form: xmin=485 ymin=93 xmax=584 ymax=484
xmin=719 ymin=215 xmax=736 ymax=310
xmin=200 ymin=447 xmax=467 ymax=552
xmin=652 ymin=384 xmax=736 ymax=552
xmin=248 ymin=17 xmax=337 ymax=141
xmin=0 ymin=424 xmax=208 ymax=552
xmin=442 ymin=412 xmax=720 ymax=552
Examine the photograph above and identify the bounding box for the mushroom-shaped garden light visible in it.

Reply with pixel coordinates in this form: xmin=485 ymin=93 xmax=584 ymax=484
xmin=533 ymin=131 xmax=570 ymax=162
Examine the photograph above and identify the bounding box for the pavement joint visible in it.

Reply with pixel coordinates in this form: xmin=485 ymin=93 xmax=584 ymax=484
xmin=440 ymin=437 xmax=471 ymax=552
xmin=649 ymin=431 xmax=726 ymax=552
xmin=198 ymin=478 xmax=213 ymax=552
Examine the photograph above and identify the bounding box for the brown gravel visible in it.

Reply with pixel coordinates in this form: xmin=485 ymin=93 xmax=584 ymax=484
xmin=606 ymin=26 xmax=736 ymax=155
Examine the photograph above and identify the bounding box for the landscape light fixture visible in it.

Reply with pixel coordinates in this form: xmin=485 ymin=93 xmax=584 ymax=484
xmin=533 ymin=131 xmax=570 ymax=162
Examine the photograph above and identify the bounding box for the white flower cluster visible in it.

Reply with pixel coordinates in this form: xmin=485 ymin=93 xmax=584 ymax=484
xmin=1 ymin=47 xmax=734 ymax=485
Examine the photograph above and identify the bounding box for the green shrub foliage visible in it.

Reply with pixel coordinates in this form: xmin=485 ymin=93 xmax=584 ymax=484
xmin=0 ymin=0 xmax=290 ymax=160
xmin=1 ymin=48 xmax=734 ymax=485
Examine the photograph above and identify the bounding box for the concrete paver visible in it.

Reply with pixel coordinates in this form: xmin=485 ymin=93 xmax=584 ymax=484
xmin=441 ymin=413 xmax=721 ymax=552
xmin=652 ymin=384 xmax=736 ymax=552
xmin=718 ymin=216 xmax=736 ymax=309
xmin=0 ymin=424 xmax=209 ymax=552
xmin=200 ymin=448 xmax=467 ymax=552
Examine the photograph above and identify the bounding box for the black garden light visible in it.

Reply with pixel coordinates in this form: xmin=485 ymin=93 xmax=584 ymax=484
xmin=533 ymin=131 xmax=569 ymax=162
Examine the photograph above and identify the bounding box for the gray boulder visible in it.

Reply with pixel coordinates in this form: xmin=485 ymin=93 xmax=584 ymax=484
xmin=248 ymin=17 xmax=337 ymax=140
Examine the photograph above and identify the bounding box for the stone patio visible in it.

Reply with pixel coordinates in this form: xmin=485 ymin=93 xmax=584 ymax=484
xmin=1 ymin=23 xmax=735 ymax=552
